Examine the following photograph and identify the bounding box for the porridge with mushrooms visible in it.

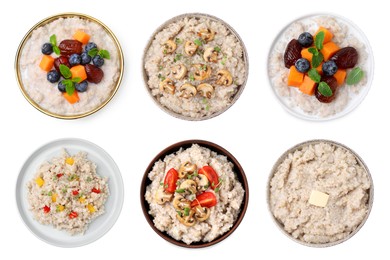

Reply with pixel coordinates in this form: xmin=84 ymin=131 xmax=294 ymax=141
xmin=27 ymin=150 xmax=109 ymax=235
xmin=144 ymin=15 xmax=247 ymax=119
xmin=145 ymin=144 xmax=245 ymax=244
xmin=268 ymin=15 xmax=371 ymax=118
xmin=18 ymin=16 xmax=121 ymax=117
xmin=269 ymin=142 xmax=371 ymax=245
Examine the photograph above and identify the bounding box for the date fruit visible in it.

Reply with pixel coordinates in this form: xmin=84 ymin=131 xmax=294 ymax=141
xmin=54 ymin=56 xmax=71 ymax=73
xmin=284 ymin=39 xmax=302 ymax=68
xmin=330 ymin=47 xmax=358 ymax=69
xmin=315 ymin=76 xmax=338 ymax=103
xmin=59 ymin=40 xmax=82 ymax=57
xmin=85 ymin=64 xmax=104 ymax=84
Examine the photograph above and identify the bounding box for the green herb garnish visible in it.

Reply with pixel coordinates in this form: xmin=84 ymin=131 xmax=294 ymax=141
xmin=59 ymin=64 xmax=71 ymax=79
xmin=61 ymin=188 xmax=67 ymax=193
xmin=221 ymin=55 xmax=227 ymax=65
xmin=189 ymin=73 xmax=195 ymax=81
xmin=318 ymin=81 xmax=333 ymax=97
xmin=160 ymin=182 xmax=164 ymax=186
xmin=98 ymin=49 xmax=110 ymax=59
xmin=215 ymin=187 xmax=220 ymax=192
xmin=176 ymin=210 xmax=183 ymax=217
xmin=174 ymin=53 xmax=183 ymax=62
xmin=214 ymin=46 xmax=221 ymax=52
xmin=86 ymin=177 xmax=92 ymax=182
xmin=184 ymin=207 xmax=190 ymax=216
xmin=194 ymin=39 xmax=203 ymax=46
xmin=308 ymin=68 xmax=321 ymax=83
xmin=346 ymin=67 xmax=364 ymax=85
xmin=47 ymin=191 xmax=52 ymax=196
xmin=312 ymin=52 xmax=324 ymax=68
xmin=88 ymin=48 xmax=99 ymax=57
xmin=50 ymin=34 xmax=60 ymax=55
xmin=175 ymin=38 xmax=183 ymax=44
xmin=175 ymin=188 xmax=185 ymax=193
xmin=315 ymin=31 xmax=325 ymax=50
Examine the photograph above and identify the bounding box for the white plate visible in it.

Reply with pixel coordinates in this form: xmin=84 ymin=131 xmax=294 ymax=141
xmin=15 ymin=138 xmax=124 ymax=247
xmin=268 ymin=13 xmax=374 ymax=121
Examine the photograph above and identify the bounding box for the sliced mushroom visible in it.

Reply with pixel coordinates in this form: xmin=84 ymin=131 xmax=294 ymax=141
xmin=177 ymin=209 xmax=196 ymax=227
xmin=197 ymin=83 xmax=214 ymax=99
xmin=193 ymin=64 xmax=212 ymax=81
xmin=184 ymin=41 xmax=198 ymax=56
xmin=203 ymin=47 xmax=218 ymax=63
xmin=162 ymin=39 xmax=177 ymax=55
xmin=194 ymin=206 xmax=211 ymax=221
xmin=195 ymin=174 xmax=209 ymax=192
xmin=179 ymin=180 xmax=197 ymax=195
xmin=172 ymin=195 xmax=191 ymax=210
xmin=216 ymin=69 xmax=233 ymax=86
xmin=159 ymin=78 xmax=175 ymax=94
xmin=170 ymin=64 xmax=187 ymax=80
xmin=179 ymin=84 xmax=197 ymax=99
xmin=178 ymin=161 xmax=197 ymax=178
xmin=154 ymin=186 xmax=173 ymax=205
xmin=198 ymin=28 xmax=215 ymax=42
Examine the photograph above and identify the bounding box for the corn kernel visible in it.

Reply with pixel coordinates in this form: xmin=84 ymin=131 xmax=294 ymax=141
xmin=87 ymin=203 xmax=96 ymax=213
xmin=35 ymin=177 xmax=44 ymax=187
xmin=66 ymin=157 xmax=74 ymax=165
xmin=56 ymin=205 xmax=65 ymax=212
xmin=51 ymin=193 xmax=57 ymax=202
xmin=79 ymin=196 xmax=86 ymax=204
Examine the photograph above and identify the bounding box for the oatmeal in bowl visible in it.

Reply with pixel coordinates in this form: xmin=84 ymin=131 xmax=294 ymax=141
xmin=15 ymin=13 xmax=124 ymax=119
xmin=143 ymin=13 xmax=248 ymax=121
xmin=268 ymin=14 xmax=373 ymax=120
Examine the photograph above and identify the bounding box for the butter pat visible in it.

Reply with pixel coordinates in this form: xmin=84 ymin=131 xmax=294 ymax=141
xmin=308 ymin=190 xmax=329 ymax=207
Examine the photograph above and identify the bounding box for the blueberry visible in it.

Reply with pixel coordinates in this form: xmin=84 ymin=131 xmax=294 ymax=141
xmin=80 ymin=52 xmax=91 ymax=65
xmin=41 ymin=43 xmax=53 ymax=55
xmin=92 ymin=55 xmax=104 ymax=67
xmin=85 ymin=42 xmax=97 ymax=53
xmin=298 ymin=32 xmax=313 ymax=47
xmin=47 ymin=70 xmax=60 ymax=83
xmin=75 ymin=80 xmax=88 ymax=92
xmin=69 ymin=54 xmax=81 ymax=66
xmin=295 ymin=58 xmax=310 ymax=73
xmin=322 ymin=60 xmax=338 ymax=76
xmin=58 ymin=81 xmax=66 ymax=92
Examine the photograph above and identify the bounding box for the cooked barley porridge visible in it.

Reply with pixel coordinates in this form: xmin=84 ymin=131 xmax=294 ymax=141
xmin=18 ymin=16 xmax=120 ymax=116
xmin=27 ymin=150 xmax=109 ymax=235
xmin=269 ymin=142 xmax=371 ymax=244
xmin=145 ymin=144 xmax=244 ymax=244
xmin=144 ymin=15 xmax=247 ymax=119
xmin=268 ymin=15 xmax=371 ymax=118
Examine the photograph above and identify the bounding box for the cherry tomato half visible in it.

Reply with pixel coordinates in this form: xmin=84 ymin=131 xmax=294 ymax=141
xmin=164 ymin=168 xmax=178 ymax=193
xmin=43 ymin=205 xmax=50 ymax=213
xmin=91 ymin=188 xmax=101 ymax=194
xmin=191 ymin=192 xmax=217 ymax=208
xmin=72 ymin=190 xmax=79 ymax=196
xmin=199 ymin=166 xmax=219 ymax=190
xmin=69 ymin=211 xmax=78 ymax=219
xmin=56 ymin=173 xmax=64 ymax=178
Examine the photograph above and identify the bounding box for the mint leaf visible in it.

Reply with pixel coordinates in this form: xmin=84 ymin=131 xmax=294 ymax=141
xmin=308 ymin=68 xmax=321 ymax=83
xmin=98 ymin=49 xmax=110 ymax=59
xmin=315 ymin=31 xmax=325 ymax=50
xmin=59 ymin=64 xmax=71 ymax=79
xmin=63 ymin=80 xmax=75 ymax=96
xmin=72 ymin=77 xmax=81 ymax=83
xmin=50 ymin=34 xmax=57 ymax=46
xmin=88 ymin=48 xmax=98 ymax=57
xmin=318 ymin=81 xmax=333 ymax=97
xmin=346 ymin=67 xmax=364 ymax=85
xmin=194 ymin=39 xmax=202 ymax=46
xmin=308 ymin=47 xmax=318 ymax=55
xmin=312 ymin=52 xmax=323 ymax=68
xmin=53 ymin=46 xmax=60 ymax=55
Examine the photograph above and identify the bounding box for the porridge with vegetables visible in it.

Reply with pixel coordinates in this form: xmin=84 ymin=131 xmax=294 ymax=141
xmin=144 ymin=15 xmax=247 ymax=119
xmin=27 ymin=150 xmax=109 ymax=235
xmin=145 ymin=144 xmax=245 ymax=244
xmin=268 ymin=15 xmax=371 ymax=118
xmin=269 ymin=142 xmax=371 ymax=245
xmin=18 ymin=16 xmax=121 ymax=116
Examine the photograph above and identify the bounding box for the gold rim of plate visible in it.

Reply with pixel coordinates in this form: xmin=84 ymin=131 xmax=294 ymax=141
xmin=142 ymin=13 xmax=249 ymax=121
xmin=15 ymin=12 xmax=124 ymax=120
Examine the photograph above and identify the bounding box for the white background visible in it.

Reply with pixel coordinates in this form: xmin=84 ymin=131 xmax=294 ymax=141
xmin=2 ymin=0 xmax=387 ymax=258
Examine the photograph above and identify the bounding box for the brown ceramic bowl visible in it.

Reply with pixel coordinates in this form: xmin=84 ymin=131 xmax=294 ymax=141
xmin=267 ymin=139 xmax=374 ymax=247
xmin=140 ymin=139 xmax=249 ymax=248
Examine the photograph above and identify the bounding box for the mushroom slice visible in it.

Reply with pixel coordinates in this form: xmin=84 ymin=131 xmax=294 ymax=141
xmin=216 ymin=69 xmax=233 ymax=86
xmin=179 ymin=84 xmax=197 ymax=99
xmin=194 ymin=206 xmax=211 ymax=222
xmin=162 ymin=39 xmax=177 ymax=55
xmin=171 ymin=64 xmax=187 ymax=80
xmin=154 ymin=186 xmax=173 ymax=205
xmin=195 ymin=174 xmax=209 ymax=192
xmin=177 ymin=209 xmax=196 ymax=227
xmin=184 ymin=41 xmax=198 ymax=56
xmin=178 ymin=161 xmax=197 ymax=178
xmin=159 ymin=78 xmax=175 ymax=94
xmin=197 ymin=83 xmax=214 ymax=99
xmin=179 ymin=180 xmax=197 ymax=195
xmin=198 ymin=28 xmax=215 ymax=42
xmin=203 ymin=47 xmax=218 ymax=63
xmin=193 ymin=64 xmax=212 ymax=81
xmin=172 ymin=195 xmax=191 ymax=210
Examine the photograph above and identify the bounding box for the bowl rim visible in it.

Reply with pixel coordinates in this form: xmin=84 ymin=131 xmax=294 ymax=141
xmin=140 ymin=139 xmax=249 ymax=248
xmin=142 ymin=12 xmax=249 ymax=121
xmin=15 ymin=12 xmax=124 ymax=120
xmin=266 ymin=139 xmax=374 ymax=247
xmin=266 ymin=12 xmax=374 ymax=122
